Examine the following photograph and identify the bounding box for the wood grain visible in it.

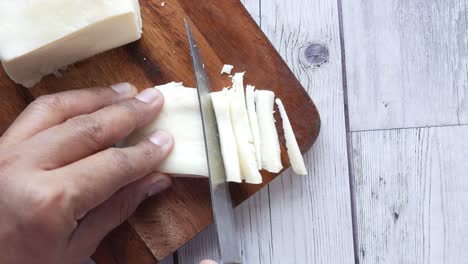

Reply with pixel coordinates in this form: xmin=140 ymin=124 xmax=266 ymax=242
xmin=92 ymin=222 xmax=157 ymax=264
xmin=179 ymin=0 xmax=356 ymax=263
xmin=342 ymin=0 xmax=468 ymax=131
xmin=0 ymin=67 xmax=30 ymax=134
xmin=0 ymin=0 xmax=320 ymax=262
xmin=352 ymin=126 xmax=468 ymax=264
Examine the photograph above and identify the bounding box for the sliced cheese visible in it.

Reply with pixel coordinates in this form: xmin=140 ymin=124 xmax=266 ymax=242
xmin=256 ymin=90 xmax=283 ymax=173
xmin=232 ymin=72 xmax=247 ymax=110
xmin=122 ymin=81 xmax=308 ymax=181
xmin=229 ymin=88 xmax=262 ymax=184
xmin=276 ymin=99 xmax=307 ymax=175
xmin=122 ymin=83 xmax=208 ymax=177
xmin=221 ymin=64 xmax=234 ymax=75
xmin=0 ymin=0 xmax=142 ymax=87
xmin=228 ymin=72 xmax=262 ymax=183
xmin=246 ymin=85 xmax=262 ymax=169
xmin=211 ymin=90 xmax=242 ymax=183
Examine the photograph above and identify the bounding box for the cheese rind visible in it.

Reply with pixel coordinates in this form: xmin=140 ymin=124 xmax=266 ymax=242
xmin=0 ymin=0 xmax=142 ymax=87
xmin=276 ymin=98 xmax=307 ymax=175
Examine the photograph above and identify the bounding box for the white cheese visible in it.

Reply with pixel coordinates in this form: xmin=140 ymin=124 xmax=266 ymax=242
xmin=221 ymin=64 xmax=234 ymax=75
xmin=211 ymin=90 xmax=242 ymax=183
xmin=122 ymin=83 xmax=209 ymax=177
xmin=232 ymin=72 xmax=246 ymax=108
xmin=0 ymin=0 xmax=142 ymax=88
xmin=276 ymin=99 xmax=307 ymax=175
xmin=246 ymin=85 xmax=262 ymax=169
xmin=229 ymin=73 xmax=262 ymax=183
xmin=229 ymin=88 xmax=262 ymax=184
xmin=255 ymin=90 xmax=283 ymax=173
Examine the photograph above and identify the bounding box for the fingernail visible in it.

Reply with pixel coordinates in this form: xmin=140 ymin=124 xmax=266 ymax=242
xmin=149 ymin=130 xmax=173 ymax=148
xmin=136 ymin=88 xmax=160 ymax=103
xmin=111 ymin=83 xmax=134 ymax=95
xmin=147 ymin=175 xmax=172 ymax=197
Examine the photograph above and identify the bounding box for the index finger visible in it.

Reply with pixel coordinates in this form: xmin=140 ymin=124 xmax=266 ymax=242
xmin=1 ymin=83 xmax=137 ymax=147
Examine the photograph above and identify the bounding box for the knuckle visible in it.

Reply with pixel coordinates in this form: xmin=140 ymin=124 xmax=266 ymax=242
xmin=27 ymin=182 xmax=68 ymax=224
xmin=119 ymin=100 xmax=139 ymax=113
xmin=68 ymin=115 xmax=104 ymax=149
xmin=140 ymin=141 xmax=159 ymax=159
xmin=108 ymin=148 xmax=138 ymax=178
xmin=118 ymin=100 xmax=142 ymax=126
xmin=32 ymin=95 xmax=64 ymax=113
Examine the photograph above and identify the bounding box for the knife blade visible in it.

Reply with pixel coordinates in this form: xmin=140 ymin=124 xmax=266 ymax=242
xmin=184 ymin=20 xmax=242 ymax=264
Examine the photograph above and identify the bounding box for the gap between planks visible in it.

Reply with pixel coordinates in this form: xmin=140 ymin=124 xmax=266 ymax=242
xmin=337 ymin=0 xmax=360 ymax=262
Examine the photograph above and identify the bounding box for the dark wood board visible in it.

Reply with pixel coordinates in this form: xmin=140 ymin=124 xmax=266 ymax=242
xmin=0 ymin=0 xmax=320 ymax=262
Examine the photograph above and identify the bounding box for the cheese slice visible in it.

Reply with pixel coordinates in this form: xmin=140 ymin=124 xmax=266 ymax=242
xmin=211 ymin=90 xmax=242 ymax=183
xmin=0 ymin=0 xmax=142 ymax=87
xmin=256 ymin=90 xmax=283 ymax=173
xmin=229 ymin=73 xmax=262 ymax=183
xmin=276 ymin=99 xmax=307 ymax=175
xmin=229 ymin=88 xmax=262 ymax=184
xmin=246 ymin=85 xmax=262 ymax=169
xmin=122 ymin=83 xmax=208 ymax=177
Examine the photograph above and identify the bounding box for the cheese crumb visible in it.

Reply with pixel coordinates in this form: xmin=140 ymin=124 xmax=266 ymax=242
xmin=161 ymin=2 xmax=165 ymax=6
xmin=221 ymin=64 xmax=234 ymax=75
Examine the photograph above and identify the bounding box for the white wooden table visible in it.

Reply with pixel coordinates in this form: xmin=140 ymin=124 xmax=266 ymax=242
xmin=162 ymin=0 xmax=468 ymax=263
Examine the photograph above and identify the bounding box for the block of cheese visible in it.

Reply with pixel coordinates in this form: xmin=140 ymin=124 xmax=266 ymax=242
xmin=122 ymin=82 xmax=209 ymax=177
xmin=0 ymin=0 xmax=142 ymax=88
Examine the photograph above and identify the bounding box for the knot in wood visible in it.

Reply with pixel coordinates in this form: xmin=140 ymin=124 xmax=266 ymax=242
xmin=301 ymin=42 xmax=329 ymax=68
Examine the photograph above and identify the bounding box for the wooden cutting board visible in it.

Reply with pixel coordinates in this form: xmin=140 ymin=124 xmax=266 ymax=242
xmin=0 ymin=0 xmax=320 ymax=263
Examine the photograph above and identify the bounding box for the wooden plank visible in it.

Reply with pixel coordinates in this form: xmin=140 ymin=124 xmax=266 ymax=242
xmin=261 ymin=0 xmax=355 ymax=262
xmin=342 ymin=0 xmax=468 ymax=131
xmin=178 ymin=0 xmax=355 ymax=262
xmin=352 ymin=126 xmax=468 ymax=263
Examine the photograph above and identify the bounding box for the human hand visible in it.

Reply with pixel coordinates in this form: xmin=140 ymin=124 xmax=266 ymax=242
xmin=0 ymin=83 xmax=173 ymax=264
xmin=200 ymin=260 xmax=219 ymax=264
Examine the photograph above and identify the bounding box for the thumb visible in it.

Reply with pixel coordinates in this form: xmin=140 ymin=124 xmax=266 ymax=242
xmin=69 ymin=173 xmax=172 ymax=256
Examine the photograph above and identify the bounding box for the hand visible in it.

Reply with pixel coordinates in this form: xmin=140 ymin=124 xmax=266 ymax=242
xmin=0 ymin=83 xmax=174 ymax=264
xmin=200 ymin=260 xmax=219 ymax=264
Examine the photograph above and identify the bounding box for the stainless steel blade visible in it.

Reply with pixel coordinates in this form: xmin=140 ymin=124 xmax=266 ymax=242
xmin=184 ymin=20 xmax=242 ymax=264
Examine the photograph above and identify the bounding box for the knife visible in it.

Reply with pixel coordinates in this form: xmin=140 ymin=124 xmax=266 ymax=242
xmin=184 ymin=20 xmax=242 ymax=264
